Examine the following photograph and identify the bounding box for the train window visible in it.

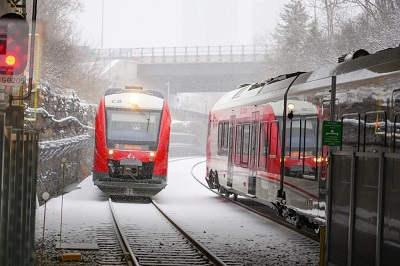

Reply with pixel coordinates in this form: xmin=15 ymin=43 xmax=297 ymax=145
xmin=287 ymin=119 xmax=302 ymax=158
xmin=283 ymin=115 xmax=319 ymax=177
xmin=363 ymin=111 xmax=387 ymax=152
xmin=223 ymin=122 xmax=229 ymax=149
xmin=242 ymin=124 xmax=250 ymax=166
xmin=303 ymin=117 xmax=318 ymax=156
xmin=217 ymin=122 xmax=229 ymax=155
xmin=269 ymin=120 xmax=279 ymax=157
xmin=106 ymin=109 xmax=161 ymax=150
xmin=250 ymin=123 xmax=258 ymax=166
xmin=235 ymin=124 xmax=242 ymax=165
xmin=258 ymin=122 xmax=268 ymax=169
xmin=287 ymin=117 xmax=318 ymax=158
xmin=218 ymin=122 xmax=223 ymax=149
xmin=341 ymin=113 xmax=361 ymax=151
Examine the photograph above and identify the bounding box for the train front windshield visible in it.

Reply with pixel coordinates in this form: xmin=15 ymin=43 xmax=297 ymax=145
xmin=106 ymin=108 xmax=162 ymax=150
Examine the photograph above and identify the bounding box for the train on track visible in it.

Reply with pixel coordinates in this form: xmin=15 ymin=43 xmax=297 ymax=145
xmin=205 ymin=46 xmax=400 ymax=230
xmin=93 ymin=86 xmax=171 ymax=196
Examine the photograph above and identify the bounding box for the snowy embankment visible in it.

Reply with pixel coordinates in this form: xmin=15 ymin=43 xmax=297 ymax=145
xmin=25 ymin=84 xmax=97 ymax=205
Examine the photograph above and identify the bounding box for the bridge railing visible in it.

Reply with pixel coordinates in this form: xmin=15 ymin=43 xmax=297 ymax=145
xmin=94 ymin=45 xmax=268 ymax=63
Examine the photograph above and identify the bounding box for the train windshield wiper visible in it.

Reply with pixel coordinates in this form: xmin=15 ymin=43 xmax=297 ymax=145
xmin=138 ymin=111 xmax=150 ymax=131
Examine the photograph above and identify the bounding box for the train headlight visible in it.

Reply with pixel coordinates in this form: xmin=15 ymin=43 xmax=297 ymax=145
xmin=149 ymin=151 xmax=155 ymax=161
xmin=288 ymin=103 xmax=295 ymax=110
xmin=129 ymin=95 xmax=139 ymax=106
xmin=108 ymin=149 xmax=114 ymax=158
xmin=313 ymin=156 xmax=324 ymax=163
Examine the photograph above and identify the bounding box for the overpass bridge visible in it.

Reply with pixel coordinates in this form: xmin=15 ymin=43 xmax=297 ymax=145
xmin=93 ymin=45 xmax=268 ymax=115
xmin=94 ymin=45 xmax=268 ymax=93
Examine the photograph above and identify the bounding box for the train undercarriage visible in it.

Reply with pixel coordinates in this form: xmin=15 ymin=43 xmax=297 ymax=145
xmin=206 ymin=169 xmax=320 ymax=233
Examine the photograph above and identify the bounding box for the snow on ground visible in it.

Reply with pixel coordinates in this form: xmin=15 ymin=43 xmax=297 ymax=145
xmin=35 ymin=157 xmax=319 ymax=265
xmin=154 ymin=157 xmax=320 ymax=265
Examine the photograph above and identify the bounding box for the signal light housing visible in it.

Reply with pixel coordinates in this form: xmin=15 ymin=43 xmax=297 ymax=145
xmin=0 ymin=13 xmax=29 ymax=75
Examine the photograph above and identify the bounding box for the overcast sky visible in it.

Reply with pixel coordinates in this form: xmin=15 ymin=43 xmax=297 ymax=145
xmin=73 ymin=0 xmax=288 ymax=49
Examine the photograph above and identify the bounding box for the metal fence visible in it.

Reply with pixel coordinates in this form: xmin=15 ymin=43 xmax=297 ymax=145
xmin=39 ymin=134 xmax=91 ymax=162
xmin=327 ymin=148 xmax=400 ymax=266
xmin=0 ymin=113 xmax=39 ymax=266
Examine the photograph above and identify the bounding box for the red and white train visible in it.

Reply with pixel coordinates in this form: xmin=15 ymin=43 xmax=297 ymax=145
xmin=206 ymin=46 xmax=400 ymax=230
xmin=93 ymin=86 xmax=171 ymax=196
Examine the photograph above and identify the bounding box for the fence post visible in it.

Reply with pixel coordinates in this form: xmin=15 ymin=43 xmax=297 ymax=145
xmin=0 ymin=114 xmax=5 ymax=265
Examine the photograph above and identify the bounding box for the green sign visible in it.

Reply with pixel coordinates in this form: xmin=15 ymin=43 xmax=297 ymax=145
xmin=322 ymin=121 xmax=342 ymax=146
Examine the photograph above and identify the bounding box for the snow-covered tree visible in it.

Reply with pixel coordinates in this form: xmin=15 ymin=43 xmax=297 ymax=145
xmin=258 ymin=0 xmax=399 ymax=78
xmin=268 ymin=0 xmax=312 ymax=74
xmin=27 ymin=0 xmax=106 ymax=102
xmin=274 ymin=0 xmax=310 ymax=52
xmin=350 ymin=0 xmax=400 ymax=20
xmin=336 ymin=1 xmax=400 ymax=52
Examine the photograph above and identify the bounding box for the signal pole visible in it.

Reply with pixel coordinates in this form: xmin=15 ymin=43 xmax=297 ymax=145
xmin=101 ymin=0 xmax=104 ymax=48
xmin=166 ymin=81 xmax=170 ymax=105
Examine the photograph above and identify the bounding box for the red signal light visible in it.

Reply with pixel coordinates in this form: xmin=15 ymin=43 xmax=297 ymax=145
xmin=0 ymin=13 xmax=29 ymax=75
xmin=5 ymin=54 xmax=16 ymax=66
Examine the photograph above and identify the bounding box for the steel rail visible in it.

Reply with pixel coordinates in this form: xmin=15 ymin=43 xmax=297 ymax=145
xmin=152 ymin=200 xmax=227 ymax=266
xmin=108 ymin=198 xmax=139 ymax=266
xmin=110 ymin=194 xmax=226 ymax=266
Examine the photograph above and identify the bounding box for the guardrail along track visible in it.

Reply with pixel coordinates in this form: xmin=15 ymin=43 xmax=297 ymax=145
xmin=109 ymin=198 xmax=226 ymax=266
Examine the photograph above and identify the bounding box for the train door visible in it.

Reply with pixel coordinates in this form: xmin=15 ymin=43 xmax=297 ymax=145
xmin=248 ymin=112 xmax=259 ymax=195
xmin=227 ymin=115 xmax=236 ymax=187
xmin=267 ymin=120 xmax=280 ymax=176
xmin=258 ymin=122 xmax=268 ymax=170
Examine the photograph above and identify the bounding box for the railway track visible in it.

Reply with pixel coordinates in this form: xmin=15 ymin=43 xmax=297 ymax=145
xmin=108 ymin=198 xmax=227 ymax=266
xmin=93 ymin=158 xmax=318 ymax=265
xmin=50 ymin=158 xmax=317 ymax=265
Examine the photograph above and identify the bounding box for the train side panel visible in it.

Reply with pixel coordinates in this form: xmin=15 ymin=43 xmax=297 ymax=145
xmin=206 ymin=109 xmax=230 ymax=189
xmin=93 ymin=97 xmax=108 ymax=176
xmin=153 ymin=100 xmax=171 ymax=177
